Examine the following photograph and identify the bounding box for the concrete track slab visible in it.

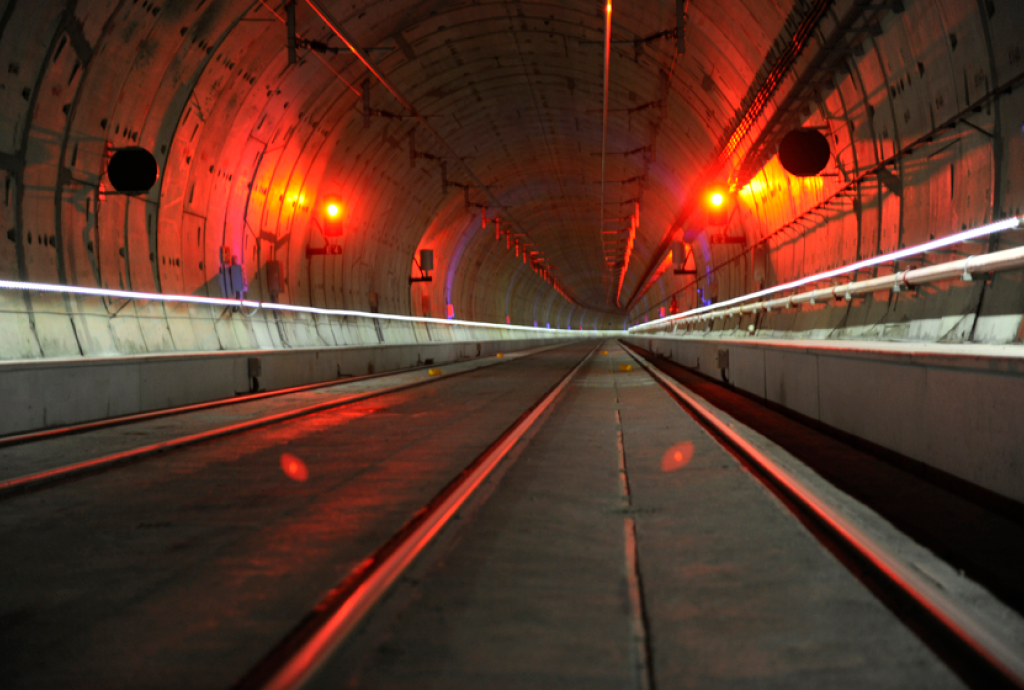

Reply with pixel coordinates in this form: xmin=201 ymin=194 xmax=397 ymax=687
xmin=315 ymin=340 xmax=964 ymax=689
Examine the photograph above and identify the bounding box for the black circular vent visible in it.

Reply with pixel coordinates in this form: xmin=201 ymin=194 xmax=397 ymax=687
xmin=107 ymin=148 xmax=158 ymax=193
xmin=778 ymin=128 xmax=831 ymax=177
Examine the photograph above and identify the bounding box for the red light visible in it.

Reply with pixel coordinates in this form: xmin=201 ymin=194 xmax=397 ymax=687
xmin=706 ymin=188 xmax=730 ymax=225
xmin=446 ymin=303 xmax=454 ymax=319
xmin=323 ymin=198 xmax=344 ymax=220
xmin=321 ymin=198 xmax=345 ymax=238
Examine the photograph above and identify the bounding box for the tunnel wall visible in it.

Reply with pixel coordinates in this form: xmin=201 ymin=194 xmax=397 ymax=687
xmin=630 ymin=0 xmax=1024 ymax=345
xmin=0 ymin=0 xmax=610 ymax=365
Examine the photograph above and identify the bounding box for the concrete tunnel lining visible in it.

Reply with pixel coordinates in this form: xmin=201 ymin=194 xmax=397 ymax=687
xmin=0 ymin=0 xmax=1019 ymax=369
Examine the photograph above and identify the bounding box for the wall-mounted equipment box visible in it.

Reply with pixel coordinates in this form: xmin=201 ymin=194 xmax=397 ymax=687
xmin=219 ymin=263 xmax=247 ymax=299
xmin=411 ymin=248 xmax=434 ymax=283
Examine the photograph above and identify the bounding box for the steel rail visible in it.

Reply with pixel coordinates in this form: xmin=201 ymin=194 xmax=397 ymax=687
xmin=239 ymin=343 xmax=598 ymax=690
xmin=623 ymin=345 xmax=1024 ymax=688
xmin=0 ymin=343 xmax=577 ymax=498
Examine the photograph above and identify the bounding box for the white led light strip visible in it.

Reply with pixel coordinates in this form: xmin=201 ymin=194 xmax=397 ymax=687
xmin=629 ymin=215 xmax=1023 ymax=332
xmin=0 ymin=278 xmax=576 ymax=334
xmin=3 ymin=215 xmax=1018 ymax=336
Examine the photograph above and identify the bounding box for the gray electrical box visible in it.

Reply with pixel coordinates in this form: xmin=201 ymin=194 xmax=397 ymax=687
xmin=419 ymin=249 xmax=434 ymax=272
xmin=219 ymin=263 xmax=248 ymax=300
xmin=671 ymin=240 xmax=684 ymax=265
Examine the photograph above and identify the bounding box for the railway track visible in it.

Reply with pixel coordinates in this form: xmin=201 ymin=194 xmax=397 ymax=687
xmin=1 ymin=339 xmax=1021 ymax=689
xmin=234 ymin=343 xmax=600 ymax=690
xmin=229 ymin=340 xmax=1023 ymax=690
xmin=0 ymin=341 xmax=573 ymax=498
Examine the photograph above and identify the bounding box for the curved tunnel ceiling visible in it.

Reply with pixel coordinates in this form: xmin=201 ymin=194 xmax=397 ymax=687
xmin=1 ymin=0 xmax=1022 ymax=352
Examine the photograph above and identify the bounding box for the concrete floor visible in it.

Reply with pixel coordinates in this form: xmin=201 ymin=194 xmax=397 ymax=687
xmin=0 ymin=341 xmax=968 ymax=688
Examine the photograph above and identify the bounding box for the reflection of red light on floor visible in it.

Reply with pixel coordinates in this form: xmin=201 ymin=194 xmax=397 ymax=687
xmin=661 ymin=442 xmax=694 ymax=472
xmin=280 ymin=453 xmax=309 ymax=482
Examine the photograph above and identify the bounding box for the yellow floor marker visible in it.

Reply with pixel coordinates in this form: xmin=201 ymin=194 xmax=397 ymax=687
xmin=619 ymin=364 xmax=632 ymax=372
xmin=496 ymin=352 xmax=504 ymax=358
xmin=428 ymin=368 xmax=443 ymax=376
xmin=601 ymin=350 xmax=609 ymax=355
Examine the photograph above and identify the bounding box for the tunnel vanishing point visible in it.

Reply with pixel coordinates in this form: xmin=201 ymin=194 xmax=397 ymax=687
xmin=2 ymin=0 xmax=1024 ymax=688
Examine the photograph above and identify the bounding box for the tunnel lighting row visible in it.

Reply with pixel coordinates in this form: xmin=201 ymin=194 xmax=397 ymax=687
xmin=629 ymin=215 xmax=1024 ymax=331
xmin=0 ymin=279 xmax=596 ymax=334
xmin=4 ymin=217 xmax=1017 ymax=336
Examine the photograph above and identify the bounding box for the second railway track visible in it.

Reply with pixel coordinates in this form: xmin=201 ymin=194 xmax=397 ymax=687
xmin=0 ymin=341 xmax=577 ymax=498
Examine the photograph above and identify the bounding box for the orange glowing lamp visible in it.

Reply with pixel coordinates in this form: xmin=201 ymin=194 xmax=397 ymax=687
xmin=706 ymin=187 xmax=730 ymax=225
xmin=321 ymin=198 xmax=345 ymax=238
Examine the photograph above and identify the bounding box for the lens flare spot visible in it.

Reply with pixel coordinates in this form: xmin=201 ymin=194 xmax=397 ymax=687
xmin=280 ymin=453 xmax=309 ymax=482
xmin=661 ymin=442 xmax=695 ymax=472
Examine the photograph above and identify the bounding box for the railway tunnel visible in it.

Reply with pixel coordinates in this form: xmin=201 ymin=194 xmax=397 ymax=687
xmin=2 ymin=0 xmax=1024 ymax=687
